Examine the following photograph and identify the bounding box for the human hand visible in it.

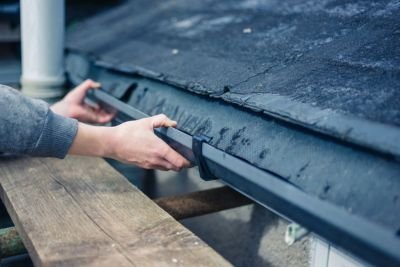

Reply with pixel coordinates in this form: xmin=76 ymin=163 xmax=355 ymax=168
xmin=69 ymin=114 xmax=191 ymax=171
xmin=107 ymin=114 xmax=191 ymax=171
xmin=51 ymin=79 xmax=115 ymax=123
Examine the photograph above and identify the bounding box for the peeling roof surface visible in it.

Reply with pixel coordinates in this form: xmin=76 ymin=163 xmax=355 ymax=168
xmin=67 ymin=0 xmax=400 ymax=233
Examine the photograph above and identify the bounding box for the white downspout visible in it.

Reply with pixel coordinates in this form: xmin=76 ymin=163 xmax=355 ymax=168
xmin=20 ymin=0 xmax=66 ymax=99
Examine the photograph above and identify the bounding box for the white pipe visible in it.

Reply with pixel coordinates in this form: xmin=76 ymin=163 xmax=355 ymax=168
xmin=20 ymin=0 xmax=65 ymax=99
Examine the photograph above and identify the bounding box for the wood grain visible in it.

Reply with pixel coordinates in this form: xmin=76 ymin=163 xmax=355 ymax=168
xmin=0 ymin=156 xmax=230 ymax=267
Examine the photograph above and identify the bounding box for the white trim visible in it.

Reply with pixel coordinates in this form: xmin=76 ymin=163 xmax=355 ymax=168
xmin=310 ymin=236 xmax=369 ymax=267
xmin=311 ymin=237 xmax=330 ymax=267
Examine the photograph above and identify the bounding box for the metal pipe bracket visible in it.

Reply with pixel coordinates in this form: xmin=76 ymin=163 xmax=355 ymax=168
xmin=192 ymin=134 xmax=217 ymax=181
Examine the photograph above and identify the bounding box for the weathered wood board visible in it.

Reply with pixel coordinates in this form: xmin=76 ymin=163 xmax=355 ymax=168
xmin=0 ymin=156 xmax=230 ymax=267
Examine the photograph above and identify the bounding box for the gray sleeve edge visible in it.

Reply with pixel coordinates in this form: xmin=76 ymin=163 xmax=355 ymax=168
xmin=31 ymin=110 xmax=78 ymax=158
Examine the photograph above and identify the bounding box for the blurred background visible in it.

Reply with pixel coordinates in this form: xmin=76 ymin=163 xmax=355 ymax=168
xmin=0 ymin=1 xmax=309 ymax=266
xmin=0 ymin=0 xmax=122 ymax=88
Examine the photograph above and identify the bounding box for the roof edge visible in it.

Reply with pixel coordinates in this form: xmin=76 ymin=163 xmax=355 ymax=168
xmin=66 ymin=49 xmax=400 ymax=160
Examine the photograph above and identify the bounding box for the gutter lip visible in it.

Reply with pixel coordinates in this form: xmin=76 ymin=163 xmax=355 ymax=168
xmin=66 ymin=49 xmax=400 ymax=161
xmin=87 ymin=88 xmax=400 ymax=267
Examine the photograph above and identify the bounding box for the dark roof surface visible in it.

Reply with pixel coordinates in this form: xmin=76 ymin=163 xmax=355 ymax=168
xmin=67 ymin=0 xmax=400 ymax=157
xmin=66 ymin=0 xmax=400 ymax=233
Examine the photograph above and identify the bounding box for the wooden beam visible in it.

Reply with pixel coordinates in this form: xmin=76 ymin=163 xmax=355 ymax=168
xmin=155 ymin=186 xmax=253 ymax=220
xmin=0 ymin=156 xmax=230 ymax=267
xmin=0 ymin=227 xmax=26 ymax=258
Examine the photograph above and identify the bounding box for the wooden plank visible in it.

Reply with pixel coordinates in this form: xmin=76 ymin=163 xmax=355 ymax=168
xmin=0 ymin=156 xmax=230 ymax=267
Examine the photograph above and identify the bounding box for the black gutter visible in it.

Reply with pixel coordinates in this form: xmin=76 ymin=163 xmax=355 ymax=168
xmin=87 ymin=89 xmax=400 ymax=267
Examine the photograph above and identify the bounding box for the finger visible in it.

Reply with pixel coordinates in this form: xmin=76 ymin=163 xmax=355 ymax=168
xmin=75 ymin=79 xmax=101 ymax=94
xmin=98 ymin=115 xmax=114 ymax=124
xmin=77 ymin=106 xmax=99 ymax=123
xmin=151 ymin=158 xmax=176 ymax=171
xmin=79 ymin=105 xmax=114 ymax=124
xmin=153 ymin=166 xmax=169 ymax=171
xmin=160 ymin=143 xmax=191 ymax=170
xmin=142 ymin=163 xmax=169 ymax=171
xmin=92 ymin=103 xmax=101 ymax=111
xmin=96 ymin=110 xmax=115 ymax=123
xmin=150 ymin=114 xmax=177 ymax=128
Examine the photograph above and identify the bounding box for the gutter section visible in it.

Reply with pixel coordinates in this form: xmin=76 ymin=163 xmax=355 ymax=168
xmin=66 ymin=52 xmax=400 ymax=267
xmin=87 ymin=88 xmax=400 ymax=267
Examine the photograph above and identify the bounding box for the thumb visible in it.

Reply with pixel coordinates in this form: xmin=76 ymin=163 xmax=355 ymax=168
xmin=151 ymin=114 xmax=177 ymax=128
xmin=65 ymin=79 xmax=101 ymax=104
xmin=75 ymin=79 xmax=101 ymax=94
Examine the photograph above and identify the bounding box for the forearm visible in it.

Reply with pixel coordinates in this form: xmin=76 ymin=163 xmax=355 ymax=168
xmin=68 ymin=123 xmax=114 ymax=158
xmin=0 ymin=85 xmax=78 ymax=158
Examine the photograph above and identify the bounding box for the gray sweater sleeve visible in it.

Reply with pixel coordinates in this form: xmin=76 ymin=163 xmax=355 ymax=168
xmin=0 ymin=85 xmax=78 ymax=158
